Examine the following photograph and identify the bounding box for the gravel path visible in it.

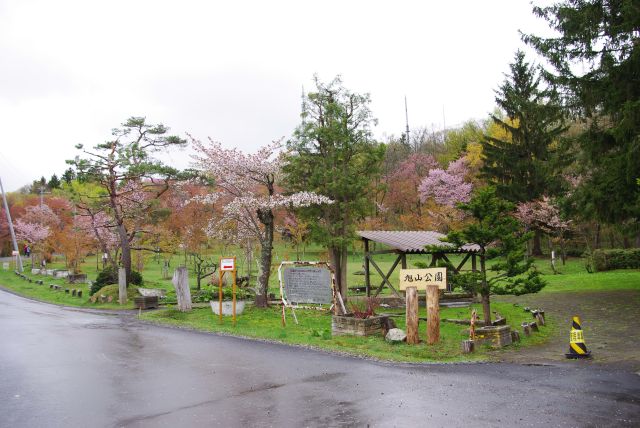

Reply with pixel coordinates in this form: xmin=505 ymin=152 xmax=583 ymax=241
xmin=496 ymin=290 xmax=640 ymax=371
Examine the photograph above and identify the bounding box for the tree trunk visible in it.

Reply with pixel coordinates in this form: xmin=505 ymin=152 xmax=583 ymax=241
xmin=480 ymin=255 xmax=491 ymax=325
xmin=329 ymin=245 xmax=348 ymax=304
xmin=256 ymin=208 xmax=274 ymax=308
xmin=532 ymin=229 xmax=543 ymax=256
xmin=594 ymin=223 xmax=601 ymax=249
xmin=172 ymin=266 xmax=192 ymax=312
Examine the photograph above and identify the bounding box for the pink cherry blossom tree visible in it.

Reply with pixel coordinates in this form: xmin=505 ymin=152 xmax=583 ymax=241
xmin=15 ymin=219 xmax=50 ymax=266
xmin=515 ymin=196 xmax=571 ymax=267
xmin=191 ymin=137 xmax=332 ymax=306
xmin=384 ymin=153 xmax=439 ymax=219
xmin=417 ymin=158 xmax=473 ymax=231
xmin=418 ymin=159 xmax=472 ymax=207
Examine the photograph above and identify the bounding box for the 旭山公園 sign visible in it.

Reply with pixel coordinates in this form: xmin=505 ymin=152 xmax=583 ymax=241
xmin=399 ymin=267 xmax=447 ymax=290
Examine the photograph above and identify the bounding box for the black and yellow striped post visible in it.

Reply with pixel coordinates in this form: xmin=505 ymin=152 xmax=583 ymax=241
xmin=565 ymin=315 xmax=591 ymax=359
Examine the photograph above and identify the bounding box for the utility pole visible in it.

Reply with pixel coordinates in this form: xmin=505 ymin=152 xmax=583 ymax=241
xmin=404 ymin=96 xmax=411 ymax=150
xmin=0 ymin=176 xmax=23 ymax=272
xmin=39 ymin=185 xmax=50 ymax=207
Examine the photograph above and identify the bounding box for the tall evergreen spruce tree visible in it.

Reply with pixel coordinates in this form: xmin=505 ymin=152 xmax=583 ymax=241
xmin=524 ymin=0 xmax=640 ymax=245
xmin=482 ymin=50 xmax=566 ymax=254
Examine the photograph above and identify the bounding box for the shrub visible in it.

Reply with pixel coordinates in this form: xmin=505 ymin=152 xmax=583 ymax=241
xmin=91 ymin=266 xmax=143 ymax=295
xmin=90 ymin=284 xmax=139 ymax=300
xmin=349 ymin=297 xmax=380 ymax=319
xmin=592 ymin=249 xmax=640 ymax=272
xmin=192 ymin=286 xmax=253 ymax=303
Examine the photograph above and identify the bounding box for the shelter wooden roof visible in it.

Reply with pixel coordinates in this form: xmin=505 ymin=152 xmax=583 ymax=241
xmin=357 ymin=230 xmax=480 ymax=254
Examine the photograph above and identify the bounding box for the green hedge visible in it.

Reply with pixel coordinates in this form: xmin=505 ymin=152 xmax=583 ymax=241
xmin=592 ymin=249 xmax=640 ymax=272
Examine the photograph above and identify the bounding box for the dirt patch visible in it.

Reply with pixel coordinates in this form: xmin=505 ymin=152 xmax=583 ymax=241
xmin=496 ymin=290 xmax=640 ymax=371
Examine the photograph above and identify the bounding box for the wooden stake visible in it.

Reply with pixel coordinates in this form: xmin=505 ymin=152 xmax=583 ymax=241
xmin=336 ymin=291 xmax=347 ymax=315
xmin=232 ymin=269 xmax=237 ymax=326
xmin=218 ymin=269 xmax=223 ymax=323
xmin=426 ymin=285 xmax=440 ymax=345
xmin=405 ymin=286 xmax=419 ymax=344
xmin=462 ymin=339 xmax=475 ymax=353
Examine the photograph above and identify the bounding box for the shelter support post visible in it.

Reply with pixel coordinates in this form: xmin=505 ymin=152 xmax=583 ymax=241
xmin=364 ymin=238 xmax=371 ymax=297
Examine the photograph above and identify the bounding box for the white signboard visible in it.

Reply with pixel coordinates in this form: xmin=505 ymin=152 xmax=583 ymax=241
xmin=12 ymin=250 xmax=19 ymax=256
xmin=399 ymin=268 xmax=447 ymax=290
xmin=2 ymin=262 xmax=9 ymax=270
xmin=220 ymin=258 xmax=235 ymax=271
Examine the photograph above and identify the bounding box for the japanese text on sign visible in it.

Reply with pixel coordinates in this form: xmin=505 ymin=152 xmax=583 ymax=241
xmin=283 ymin=267 xmax=332 ymax=304
xmin=399 ymin=268 xmax=447 ymax=290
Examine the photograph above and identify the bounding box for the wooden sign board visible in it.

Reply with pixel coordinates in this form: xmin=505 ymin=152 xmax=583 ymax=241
xmin=283 ymin=267 xmax=332 ymax=304
xmin=399 ymin=268 xmax=447 ymax=290
xmin=220 ymin=257 xmax=235 ymax=271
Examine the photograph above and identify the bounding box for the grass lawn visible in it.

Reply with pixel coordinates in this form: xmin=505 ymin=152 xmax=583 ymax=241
xmin=0 ymin=269 xmax=124 ymax=310
xmin=1 ymin=242 xmax=637 ymax=363
xmin=140 ymin=301 xmax=553 ymax=363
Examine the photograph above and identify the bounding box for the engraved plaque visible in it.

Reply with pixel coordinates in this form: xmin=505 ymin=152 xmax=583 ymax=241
xmin=283 ymin=267 xmax=332 ymax=304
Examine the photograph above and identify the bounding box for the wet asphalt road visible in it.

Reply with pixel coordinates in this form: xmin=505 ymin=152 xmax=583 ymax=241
xmin=0 ymin=290 xmax=639 ymax=428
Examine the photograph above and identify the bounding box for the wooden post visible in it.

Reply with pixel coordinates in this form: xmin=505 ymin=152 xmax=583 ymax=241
xmin=364 ymin=239 xmax=370 ymax=297
xmin=405 ymin=286 xmax=419 ymax=344
xmin=172 ymin=266 xmax=192 ymax=312
xmin=118 ymin=267 xmax=127 ymax=305
xmin=218 ymin=269 xmax=223 ymax=323
xmin=426 ymin=285 xmax=440 ymax=344
xmin=232 ymin=269 xmax=237 ymax=325
xmin=461 ymin=339 xmax=475 ymax=353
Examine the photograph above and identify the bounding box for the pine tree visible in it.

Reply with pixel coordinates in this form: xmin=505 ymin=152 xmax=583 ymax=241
xmin=48 ymin=174 xmax=61 ymax=190
xmin=482 ymin=50 xmax=565 ymax=202
xmin=283 ymin=76 xmax=385 ymax=300
xmin=482 ymin=50 xmax=566 ymax=254
xmin=444 ymin=187 xmax=546 ymax=325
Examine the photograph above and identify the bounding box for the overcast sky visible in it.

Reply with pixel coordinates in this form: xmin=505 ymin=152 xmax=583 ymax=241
xmin=0 ymin=0 xmax=554 ymax=192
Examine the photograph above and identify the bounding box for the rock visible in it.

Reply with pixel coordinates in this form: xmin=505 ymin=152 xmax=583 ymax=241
xmin=138 ymin=288 xmax=167 ymax=298
xmin=385 ymin=328 xmax=407 ymax=343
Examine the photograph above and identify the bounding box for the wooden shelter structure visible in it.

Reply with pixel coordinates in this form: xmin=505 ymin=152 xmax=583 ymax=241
xmin=358 ymin=230 xmax=481 ymax=297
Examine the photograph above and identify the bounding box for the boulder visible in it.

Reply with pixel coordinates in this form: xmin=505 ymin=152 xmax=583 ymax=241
xmin=385 ymin=328 xmax=407 ymax=343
